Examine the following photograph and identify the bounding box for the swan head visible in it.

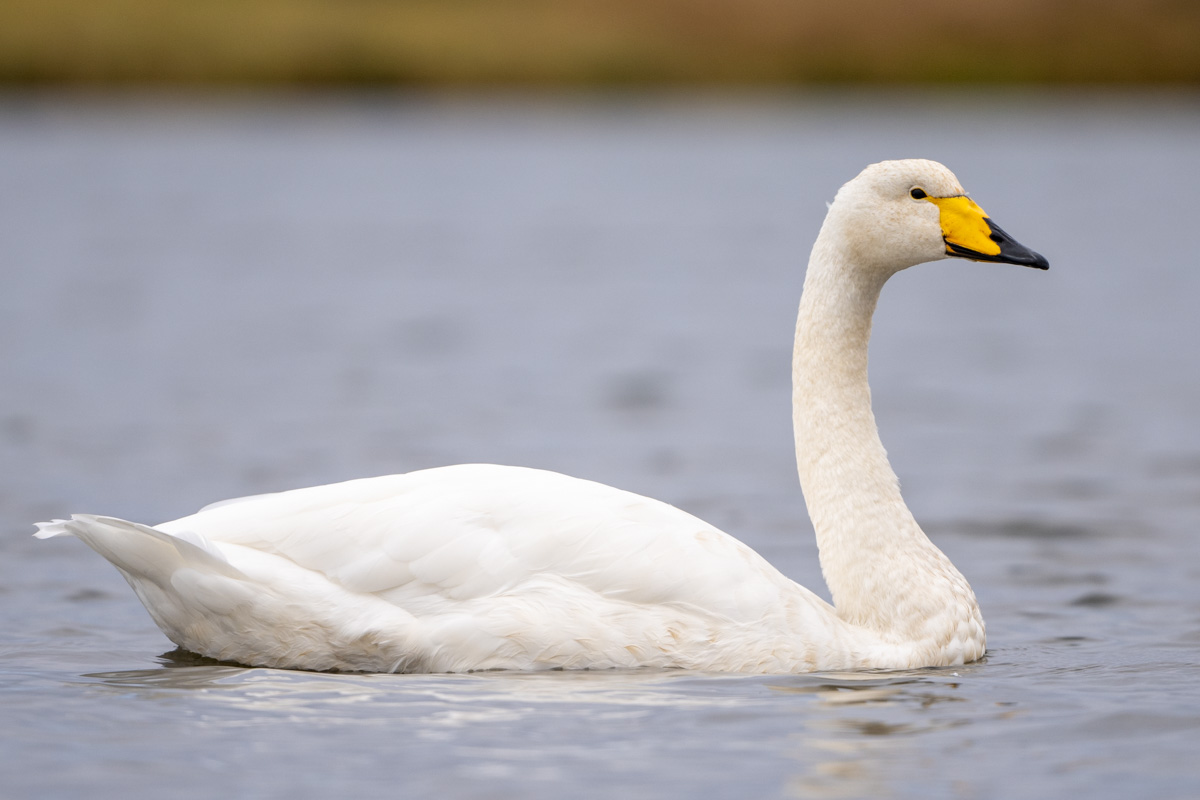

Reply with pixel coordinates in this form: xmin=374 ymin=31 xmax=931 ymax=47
xmin=825 ymin=159 xmax=1049 ymax=275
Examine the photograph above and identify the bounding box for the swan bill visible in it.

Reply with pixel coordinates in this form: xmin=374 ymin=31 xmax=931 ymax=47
xmin=928 ymin=194 xmax=1050 ymax=270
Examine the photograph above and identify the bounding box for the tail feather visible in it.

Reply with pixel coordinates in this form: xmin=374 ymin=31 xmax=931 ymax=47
xmin=34 ymin=514 xmax=244 ymax=582
xmin=33 ymin=519 xmax=74 ymax=539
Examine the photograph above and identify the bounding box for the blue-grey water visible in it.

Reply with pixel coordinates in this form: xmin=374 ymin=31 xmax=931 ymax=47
xmin=2 ymin=91 xmax=1198 ymax=799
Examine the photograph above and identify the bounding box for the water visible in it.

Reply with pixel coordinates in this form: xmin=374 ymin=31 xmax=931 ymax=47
xmin=2 ymin=91 xmax=1199 ymax=799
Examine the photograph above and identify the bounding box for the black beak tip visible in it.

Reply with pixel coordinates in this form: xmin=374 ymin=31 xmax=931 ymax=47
xmin=986 ymin=220 xmax=1049 ymax=270
xmin=947 ymin=240 xmax=1050 ymax=270
xmin=1025 ymin=251 xmax=1050 ymax=270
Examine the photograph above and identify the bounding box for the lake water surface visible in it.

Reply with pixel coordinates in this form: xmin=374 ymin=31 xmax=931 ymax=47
xmin=2 ymin=91 xmax=1199 ymax=799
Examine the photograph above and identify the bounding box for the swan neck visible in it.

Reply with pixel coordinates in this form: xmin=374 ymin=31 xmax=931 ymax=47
xmin=791 ymin=231 xmax=984 ymax=662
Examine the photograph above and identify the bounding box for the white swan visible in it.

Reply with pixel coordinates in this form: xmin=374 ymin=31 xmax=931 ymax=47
xmin=37 ymin=159 xmax=1048 ymax=674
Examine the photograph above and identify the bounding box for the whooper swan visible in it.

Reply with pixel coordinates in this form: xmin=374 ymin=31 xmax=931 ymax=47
xmin=37 ymin=159 xmax=1048 ymax=674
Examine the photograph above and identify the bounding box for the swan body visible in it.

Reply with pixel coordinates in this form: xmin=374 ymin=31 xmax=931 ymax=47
xmin=37 ymin=159 xmax=1048 ymax=674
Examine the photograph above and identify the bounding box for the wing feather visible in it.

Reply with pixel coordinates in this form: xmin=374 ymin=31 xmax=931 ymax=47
xmin=157 ymin=464 xmax=797 ymax=623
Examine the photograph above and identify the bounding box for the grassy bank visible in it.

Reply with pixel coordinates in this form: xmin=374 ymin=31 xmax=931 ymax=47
xmin=2 ymin=0 xmax=1198 ymax=86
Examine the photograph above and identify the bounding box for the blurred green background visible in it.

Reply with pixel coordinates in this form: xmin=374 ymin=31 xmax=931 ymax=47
xmin=1 ymin=0 xmax=1197 ymax=86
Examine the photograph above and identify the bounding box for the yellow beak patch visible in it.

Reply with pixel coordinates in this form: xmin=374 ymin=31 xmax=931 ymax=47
xmin=927 ymin=195 xmax=1001 ymax=258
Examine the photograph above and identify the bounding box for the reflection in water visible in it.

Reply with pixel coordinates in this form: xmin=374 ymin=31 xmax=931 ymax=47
xmin=787 ymin=737 xmax=902 ymax=800
xmin=768 ymin=673 xmax=978 ymax=798
xmin=81 ymin=657 xmax=976 ymax=728
xmin=79 ymin=655 xmax=990 ymax=798
xmin=83 ymin=652 xmax=764 ymax=724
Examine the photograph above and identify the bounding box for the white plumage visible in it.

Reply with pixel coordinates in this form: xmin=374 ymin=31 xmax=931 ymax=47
xmin=37 ymin=159 xmax=1047 ymax=674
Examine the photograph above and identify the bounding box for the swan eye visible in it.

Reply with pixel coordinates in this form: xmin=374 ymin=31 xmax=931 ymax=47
xmin=910 ymin=188 xmax=928 ymax=200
